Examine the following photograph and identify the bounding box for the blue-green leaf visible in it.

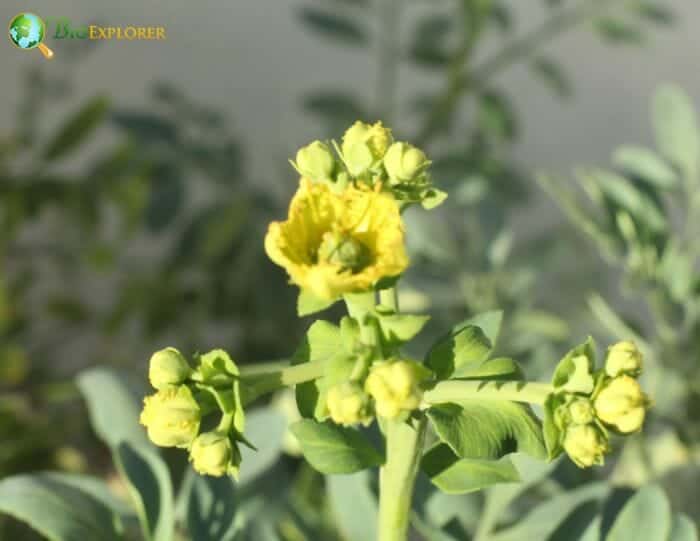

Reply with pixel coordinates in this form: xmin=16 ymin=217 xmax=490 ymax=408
xmin=653 ymin=84 xmax=700 ymax=180
xmin=0 ymin=473 xmax=123 ymax=541
xmin=613 ymin=146 xmax=678 ymax=189
xmin=421 ymin=444 xmax=520 ymax=494
xmin=426 ymin=401 xmax=545 ymax=461
xmin=291 ymin=420 xmax=383 ymax=474
xmin=327 ymin=471 xmax=378 ymax=540
xmin=606 ymin=485 xmax=671 ymax=541
xmin=115 ymin=442 xmax=174 ymax=541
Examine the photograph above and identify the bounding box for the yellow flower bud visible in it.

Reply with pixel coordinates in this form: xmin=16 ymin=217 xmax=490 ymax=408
xmin=605 ymin=341 xmax=643 ymax=377
xmin=365 ymin=360 xmax=424 ymax=419
xmin=594 ymin=375 xmax=648 ymax=433
xmin=326 ymin=382 xmax=372 ymax=426
xmin=341 ymin=121 xmax=393 ymax=176
xmin=563 ymin=424 xmax=609 ymax=468
xmin=383 ymin=142 xmax=430 ymax=184
xmin=568 ymin=398 xmax=595 ymax=425
xmin=148 ymin=347 xmax=191 ymax=390
xmin=189 ymin=432 xmax=233 ymax=477
xmin=140 ymin=386 xmax=201 ymax=448
xmin=294 ymin=140 xmax=335 ymax=182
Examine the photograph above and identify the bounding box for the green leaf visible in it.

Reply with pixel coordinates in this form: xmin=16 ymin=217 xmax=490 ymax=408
xmin=464 ymin=310 xmax=503 ymax=345
xmin=293 ymin=320 xmax=342 ymax=417
xmin=421 ymin=444 xmax=520 ymax=494
xmin=426 ymin=402 xmax=546 ymax=461
xmin=606 ymin=485 xmax=671 ymax=541
xmin=669 ymin=514 xmax=698 ymax=541
xmin=76 ymin=368 xmax=149 ymax=450
xmin=531 ymin=57 xmax=572 ymax=98
xmin=327 ymin=472 xmax=378 ymax=540
xmin=543 ymin=393 xmax=567 ymax=460
xmin=613 ymin=146 xmax=678 ymax=189
xmin=297 ymin=289 xmax=335 ymax=316
xmin=426 ymin=325 xmax=493 ymax=379
xmin=478 ymin=91 xmax=518 ymax=141
xmin=452 ymin=357 xmax=523 ymax=380
xmin=0 ymin=473 xmax=123 ymax=541
xmin=653 ymin=84 xmax=700 ymax=180
xmin=40 ymin=473 xmax=134 ymax=521
xmin=376 ymin=312 xmax=430 ymax=345
xmin=291 ymin=420 xmax=383 ymax=474
xmin=579 ymin=169 xmax=667 ymax=233
xmin=238 ymin=409 xmax=286 ymax=485
xmin=43 ymin=96 xmax=109 ymax=161
xmin=115 ymin=442 xmax=174 ymax=541
xmin=489 ymin=483 xmax=608 ymax=541
xmin=145 ymin=165 xmax=184 ymax=232
xmin=551 ymin=337 xmax=596 ymax=394
xmin=297 ymin=8 xmax=367 ymax=45
xmin=181 ymin=472 xmax=237 ymax=541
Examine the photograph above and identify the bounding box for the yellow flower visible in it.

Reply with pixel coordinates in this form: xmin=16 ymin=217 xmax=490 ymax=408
xmin=605 ymin=341 xmax=643 ymax=377
xmin=326 ymin=382 xmax=373 ymax=426
xmin=365 ymin=360 xmax=425 ymax=419
xmin=265 ymin=179 xmax=409 ymax=301
xmin=341 ymin=121 xmax=393 ymax=176
xmin=148 ymin=347 xmax=191 ymax=390
xmin=140 ymin=385 xmax=201 ymax=448
xmin=189 ymin=431 xmax=234 ymax=477
xmin=594 ymin=375 xmax=648 ymax=433
xmin=563 ymin=424 xmax=609 ymax=468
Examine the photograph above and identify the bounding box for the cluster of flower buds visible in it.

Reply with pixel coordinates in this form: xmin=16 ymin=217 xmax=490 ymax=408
xmin=140 ymin=348 xmax=247 ymax=478
xmin=290 ymin=121 xmax=445 ymax=210
xmin=549 ymin=340 xmax=649 ymax=468
xmin=324 ymin=356 xmax=429 ymax=426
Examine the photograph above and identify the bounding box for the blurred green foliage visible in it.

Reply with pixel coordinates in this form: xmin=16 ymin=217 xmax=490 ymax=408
xmin=0 ymin=0 xmax=696 ymax=539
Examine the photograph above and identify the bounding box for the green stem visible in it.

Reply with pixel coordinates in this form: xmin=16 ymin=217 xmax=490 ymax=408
xmin=379 ymin=287 xmax=399 ymax=312
xmin=239 ymin=361 xmax=326 ymax=406
xmin=423 ymin=380 xmax=553 ymax=406
xmin=378 ymin=417 xmax=428 ymax=541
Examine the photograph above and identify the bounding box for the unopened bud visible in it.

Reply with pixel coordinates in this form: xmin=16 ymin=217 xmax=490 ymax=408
xmin=563 ymin=424 xmax=609 ymax=468
xmin=326 ymin=382 xmax=372 ymax=426
xmin=365 ymin=359 xmax=424 ymax=419
xmin=189 ymin=432 xmax=233 ymax=477
xmin=605 ymin=341 xmax=643 ymax=377
xmin=140 ymin=386 xmax=200 ymax=448
xmin=383 ymin=142 xmax=430 ymax=184
xmin=594 ymin=375 xmax=647 ymax=433
xmin=294 ymin=140 xmax=335 ymax=182
xmin=149 ymin=347 xmax=191 ymax=390
xmin=341 ymin=121 xmax=393 ymax=177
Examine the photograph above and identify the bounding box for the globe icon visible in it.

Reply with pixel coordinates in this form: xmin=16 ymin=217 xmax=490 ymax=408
xmin=8 ymin=12 xmax=53 ymax=58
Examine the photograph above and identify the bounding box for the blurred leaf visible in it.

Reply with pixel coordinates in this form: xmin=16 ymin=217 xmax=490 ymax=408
xmin=606 ymin=485 xmax=671 ymax=541
xmin=145 ymin=165 xmax=185 ymax=232
xmin=46 ymin=296 xmax=89 ymax=323
xmin=43 ymin=96 xmax=109 ymax=161
xmin=426 ymin=402 xmax=545 ymax=460
xmin=409 ymin=15 xmax=452 ymax=68
xmin=653 ymin=84 xmax=700 ymax=180
xmin=297 ymin=8 xmax=367 ymax=45
xmin=327 ymin=471 xmax=377 ymax=540
xmin=594 ymin=18 xmax=645 ymax=45
xmin=478 ymin=91 xmax=518 ymax=140
xmin=531 ymin=57 xmax=572 ymax=98
xmin=76 ymin=368 xmax=149 ymax=450
xmin=489 ymin=483 xmax=608 ymax=541
xmin=0 ymin=473 xmax=123 ymax=541
xmin=490 ymin=2 xmax=513 ymax=32
xmin=291 ymin=420 xmax=383 ymax=474
xmin=634 ymin=2 xmax=674 ymax=26
xmin=181 ymin=472 xmax=237 ymax=541
xmin=422 ymin=444 xmax=519 ymax=494
xmin=238 ymin=409 xmax=286 ymax=485
xmin=613 ymin=145 xmax=678 ymax=189
xmin=115 ymin=442 xmax=174 ymax=541
xmin=669 ymin=514 xmax=698 ymax=541
xmin=111 ymin=112 xmax=178 ymax=145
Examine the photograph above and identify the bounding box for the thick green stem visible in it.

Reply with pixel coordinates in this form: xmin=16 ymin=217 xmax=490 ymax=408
xmin=378 ymin=417 xmax=427 ymax=541
xmin=423 ymin=380 xmax=553 ymax=407
xmin=379 ymin=287 xmax=399 ymax=312
xmin=240 ymin=361 xmax=325 ymax=406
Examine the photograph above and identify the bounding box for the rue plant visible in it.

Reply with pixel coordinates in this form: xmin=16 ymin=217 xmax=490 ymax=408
xmin=138 ymin=122 xmax=651 ymax=541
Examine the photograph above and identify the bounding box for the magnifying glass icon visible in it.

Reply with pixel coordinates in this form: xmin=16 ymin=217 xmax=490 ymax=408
xmin=8 ymin=12 xmax=54 ymax=59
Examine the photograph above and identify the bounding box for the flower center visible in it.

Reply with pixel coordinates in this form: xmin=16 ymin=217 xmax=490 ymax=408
xmin=318 ymin=231 xmax=370 ymax=273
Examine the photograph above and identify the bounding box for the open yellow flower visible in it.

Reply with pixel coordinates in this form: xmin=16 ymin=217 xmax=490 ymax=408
xmin=265 ymin=179 xmax=409 ymax=300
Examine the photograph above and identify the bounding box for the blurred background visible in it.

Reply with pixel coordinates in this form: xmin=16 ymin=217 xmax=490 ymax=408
xmin=1 ymin=0 xmax=699 ymax=539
